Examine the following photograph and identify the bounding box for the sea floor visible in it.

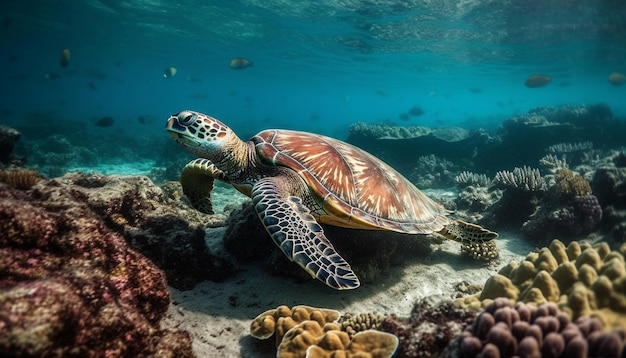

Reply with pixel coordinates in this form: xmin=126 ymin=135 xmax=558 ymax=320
xmin=160 ymin=223 xmax=532 ymax=357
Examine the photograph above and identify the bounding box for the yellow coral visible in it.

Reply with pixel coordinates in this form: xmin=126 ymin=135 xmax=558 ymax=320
xmin=279 ymin=320 xmax=397 ymax=358
xmin=459 ymin=239 xmax=626 ymax=331
xmin=554 ymin=168 xmax=592 ymax=196
xmin=250 ymin=305 xmax=340 ymax=346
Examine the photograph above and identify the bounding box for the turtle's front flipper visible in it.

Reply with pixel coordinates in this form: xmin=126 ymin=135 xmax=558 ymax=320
xmin=439 ymin=220 xmax=499 ymax=260
xmin=181 ymin=158 xmax=229 ymax=214
xmin=251 ymin=176 xmax=360 ymax=290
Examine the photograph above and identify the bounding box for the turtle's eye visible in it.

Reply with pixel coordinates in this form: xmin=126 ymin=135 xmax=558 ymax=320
xmin=177 ymin=111 xmax=197 ymax=125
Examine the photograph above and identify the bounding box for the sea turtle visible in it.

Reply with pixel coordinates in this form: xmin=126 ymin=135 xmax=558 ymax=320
xmin=166 ymin=110 xmax=498 ymax=290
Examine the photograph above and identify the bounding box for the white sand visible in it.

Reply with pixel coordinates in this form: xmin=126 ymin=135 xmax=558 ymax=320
xmin=161 ymin=226 xmax=531 ymax=357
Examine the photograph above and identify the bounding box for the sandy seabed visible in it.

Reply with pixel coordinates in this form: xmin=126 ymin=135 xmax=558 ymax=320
xmin=160 ymin=224 xmax=531 ymax=357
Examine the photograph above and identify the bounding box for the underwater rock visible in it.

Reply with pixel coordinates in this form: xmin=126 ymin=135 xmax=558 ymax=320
xmin=33 ymin=172 xmax=235 ymax=290
xmin=0 ymin=124 xmax=21 ymax=164
xmin=0 ymin=182 xmax=194 ymax=357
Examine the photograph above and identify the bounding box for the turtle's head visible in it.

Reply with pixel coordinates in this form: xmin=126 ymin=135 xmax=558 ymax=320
xmin=166 ymin=110 xmax=239 ymax=159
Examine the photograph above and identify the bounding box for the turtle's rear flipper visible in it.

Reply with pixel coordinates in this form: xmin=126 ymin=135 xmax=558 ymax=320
xmin=440 ymin=220 xmax=499 ymax=260
xmin=181 ymin=158 xmax=228 ymax=214
xmin=252 ymin=176 xmax=360 ymax=290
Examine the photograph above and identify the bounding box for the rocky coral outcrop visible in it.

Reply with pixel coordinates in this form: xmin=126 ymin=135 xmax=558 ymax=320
xmin=380 ymin=297 xmax=480 ymax=358
xmin=0 ymin=182 xmax=194 ymax=357
xmin=42 ymin=172 xmax=235 ymax=290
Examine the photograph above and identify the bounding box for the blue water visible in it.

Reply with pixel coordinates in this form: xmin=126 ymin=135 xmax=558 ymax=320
xmin=1 ymin=1 xmax=625 ymax=146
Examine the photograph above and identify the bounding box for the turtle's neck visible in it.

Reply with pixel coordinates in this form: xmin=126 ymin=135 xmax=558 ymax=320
xmin=214 ymin=135 xmax=259 ymax=182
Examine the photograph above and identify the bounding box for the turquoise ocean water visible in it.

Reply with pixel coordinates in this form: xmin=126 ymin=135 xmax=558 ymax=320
xmin=1 ymin=0 xmax=625 ymax=170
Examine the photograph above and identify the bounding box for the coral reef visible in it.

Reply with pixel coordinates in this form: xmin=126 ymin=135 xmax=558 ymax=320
xmin=0 ymin=168 xmax=43 ymax=190
xmin=348 ymin=121 xmax=432 ymax=140
xmin=455 ymin=171 xmax=492 ymax=188
xmin=548 ymin=141 xmax=594 ymax=154
xmin=251 ymin=305 xmax=398 ymax=358
xmin=493 ymin=166 xmax=547 ymax=192
xmin=250 ymin=305 xmax=341 ymax=345
xmin=338 ymin=312 xmax=386 ymax=339
xmin=411 ymin=154 xmax=460 ymax=188
xmin=42 ymin=172 xmax=235 ymax=290
xmin=0 ymin=181 xmax=194 ymax=357
xmin=458 ymin=239 xmax=626 ymax=330
xmin=473 ymin=104 xmax=625 ymax=171
xmin=554 ymin=168 xmax=592 ymax=197
xmin=380 ymin=297 xmax=481 ymax=358
xmin=446 ymin=298 xmax=626 ymax=358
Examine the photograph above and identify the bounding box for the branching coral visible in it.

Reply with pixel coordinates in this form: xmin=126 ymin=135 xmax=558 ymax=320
xmin=548 ymin=141 xmax=593 ymax=153
xmin=493 ymin=166 xmax=547 ymax=192
xmin=455 ymin=171 xmax=492 ymax=188
xmin=0 ymin=169 xmax=43 ymax=190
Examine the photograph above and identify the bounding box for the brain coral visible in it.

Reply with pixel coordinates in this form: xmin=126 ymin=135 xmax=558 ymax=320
xmin=458 ymin=239 xmax=626 ymax=330
xmin=446 ymin=298 xmax=626 ymax=358
xmin=251 ymin=305 xmax=398 ymax=358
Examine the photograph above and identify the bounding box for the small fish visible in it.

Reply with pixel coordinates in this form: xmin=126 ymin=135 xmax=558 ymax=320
xmin=163 ymin=66 xmax=177 ymax=78
xmin=95 ymin=116 xmax=114 ymax=127
xmin=524 ymin=74 xmax=552 ymax=88
xmin=229 ymin=57 xmax=253 ymax=70
xmin=60 ymin=48 xmax=71 ymax=68
xmin=608 ymin=72 xmax=626 ymax=86
xmin=399 ymin=113 xmax=411 ymax=121
xmin=408 ymin=105 xmax=424 ymax=117
xmin=468 ymin=87 xmax=483 ymax=93
xmin=87 ymin=82 xmax=97 ymax=90
xmin=45 ymin=73 xmax=61 ymax=80
xmin=137 ymin=115 xmax=152 ymax=124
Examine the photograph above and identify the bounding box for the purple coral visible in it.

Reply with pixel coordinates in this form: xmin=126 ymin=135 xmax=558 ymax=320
xmin=449 ymin=298 xmax=626 ymax=358
xmin=572 ymin=195 xmax=603 ymax=231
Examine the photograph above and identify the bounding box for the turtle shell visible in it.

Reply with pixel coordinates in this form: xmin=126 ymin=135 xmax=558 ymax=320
xmin=251 ymin=129 xmax=451 ymax=234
